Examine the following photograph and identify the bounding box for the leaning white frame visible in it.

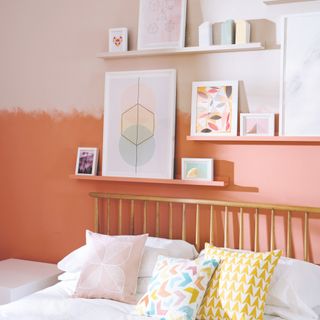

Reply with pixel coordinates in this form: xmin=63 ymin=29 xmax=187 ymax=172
xmin=102 ymin=69 xmax=176 ymax=179
xmin=75 ymin=147 xmax=99 ymax=176
xmin=240 ymin=113 xmax=275 ymax=136
xmin=137 ymin=0 xmax=187 ymax=50
xmin=181 ymin=158 xmax=213 ymax=181
xmin=190 ymin=80 xmax=239 ymax=137
xmin=280 ymin=12 xmax=320 ymax=136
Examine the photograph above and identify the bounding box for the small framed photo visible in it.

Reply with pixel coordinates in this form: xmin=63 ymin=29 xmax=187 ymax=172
xmin=181 ymin=158 xmax=213 ymax=181
xmin=190 ymin=81 xmax=239 ymax=137
xmin=75 ymin=147 xmax=99 ymax=176
xmin=240 ymin=113 xmax=275 ymax=136
xmin=137 ymin=0 xmax=187 ymax=50
xmin=109 ymin=28 xmax=128 ymax=52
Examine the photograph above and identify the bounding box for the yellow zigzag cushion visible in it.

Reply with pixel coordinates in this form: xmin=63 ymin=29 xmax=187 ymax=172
xmin=197 ymin=244 xmax=282 ymax=320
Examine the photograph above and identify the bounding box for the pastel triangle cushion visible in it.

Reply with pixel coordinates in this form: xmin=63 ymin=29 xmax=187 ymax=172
xmin=197 ymin=244 xmax=282 ymax=320
xmin=73 ymin=231 xmax=147 ymax=303
xmin=136 ymin=255 xmax=220 ymax=320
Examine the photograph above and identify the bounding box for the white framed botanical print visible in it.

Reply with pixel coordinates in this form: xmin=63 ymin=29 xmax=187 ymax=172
xmin=240 ymin=113 xmax=275 ymax=136
xmin=137 ymin=0 xmax=187 ymax=50
xmin=102 ymin=69 xmax=176 ymax=179
xmin=190 ymin=81 xmax=239 ymax=137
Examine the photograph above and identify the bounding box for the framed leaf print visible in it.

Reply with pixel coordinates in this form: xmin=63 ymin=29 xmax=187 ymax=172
xmin=190 ymin=81 xmax=239 ymax=136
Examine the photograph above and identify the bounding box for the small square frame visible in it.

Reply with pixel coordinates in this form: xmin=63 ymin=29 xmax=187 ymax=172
xmin=181 ymin=158 xmax=213 ymax=181
xmin=240 ymin=113 xmax=275 ymax=136
xmin=109 ymin=28 xmax=128 ymax=52
xmin=75 ymin=147 xmax=99 ymax=176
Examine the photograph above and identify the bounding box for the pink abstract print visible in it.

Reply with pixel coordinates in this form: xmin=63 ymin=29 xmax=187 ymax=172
xmin=196 ymin=85 xmax=233 ymax=134
xmin=245 ymin=118 xmax=269 ymax=135
xmin=139 ymin=0 xmax=183 ymax=48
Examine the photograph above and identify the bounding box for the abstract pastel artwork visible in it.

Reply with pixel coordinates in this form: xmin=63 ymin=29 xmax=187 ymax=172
xmin=181 ymin=158 xmax=213 ymax=181
xmin=240 ymin=113 xmax=275 ymax=136
xmin=281 ymin=12 xmax=320 ymax=136
xmin=137 ymin=0 xmax=187 ymax=50
xmin=102 ymin=69 xmax=176 ymax=179
xmin=190 ymin=81 xmax=238 ymax=136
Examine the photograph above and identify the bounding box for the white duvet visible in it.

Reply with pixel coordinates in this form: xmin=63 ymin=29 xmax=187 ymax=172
xmin=0 ymin=280 xmax=317 ymax=320
xmin=0 ymin=281 xmax=151 ymax=320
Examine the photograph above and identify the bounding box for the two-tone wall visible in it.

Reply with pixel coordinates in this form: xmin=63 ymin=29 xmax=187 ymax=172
xmin=0 ymin=0 xmax=319 ymax=263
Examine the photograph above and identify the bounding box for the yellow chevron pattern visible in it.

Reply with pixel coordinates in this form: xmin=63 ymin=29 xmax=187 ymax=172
xmin=197 ymin=245 xmax=282 ymax=320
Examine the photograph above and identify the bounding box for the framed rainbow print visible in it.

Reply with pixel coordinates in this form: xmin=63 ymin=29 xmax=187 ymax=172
xmin=137 ymin=0 xmax=187 ymax=50
xmin=102 ymin=69 xmax=176 ymax=179
xmin=190 ymin=81 xmax=239 ymax=137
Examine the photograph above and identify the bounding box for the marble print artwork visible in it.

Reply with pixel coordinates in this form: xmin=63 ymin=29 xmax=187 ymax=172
xmin=282 ymin=13 xmax=320 ymax=136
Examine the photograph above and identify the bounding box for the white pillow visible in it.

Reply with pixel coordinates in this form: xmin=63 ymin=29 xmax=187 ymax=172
xmin=58 ymin=236 xmax=198 ymax=278
xmin=265 ymin=257 xmax=320 ymax=320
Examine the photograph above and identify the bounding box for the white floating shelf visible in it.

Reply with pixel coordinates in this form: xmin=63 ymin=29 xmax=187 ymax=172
xmin=263 ymin=0 xmax=317 ymax=4
xmin=97 ymin=43 xmax=265 ymax=59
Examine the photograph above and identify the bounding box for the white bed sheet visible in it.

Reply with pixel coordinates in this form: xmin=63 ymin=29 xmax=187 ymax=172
xmin=0 ymin=280 xmax=318 ymax=320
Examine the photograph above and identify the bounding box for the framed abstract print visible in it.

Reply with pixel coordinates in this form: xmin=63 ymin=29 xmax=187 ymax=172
xmin=280 ymin=12 xmax=320 ymax=136
xmin=102 ymin=69 xmax=176 ymax=179
xmin=190 ymin=81 xmax=239 ymax=137
xmin=181 ymin=158 xmax=213 ymax=181
xmin=137 ymin=0 xmax=187 ymax=50
xmin=240 ymin=113 xmax=275 ymax=136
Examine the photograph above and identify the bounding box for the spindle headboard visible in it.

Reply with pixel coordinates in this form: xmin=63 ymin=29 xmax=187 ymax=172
xmin=89 ymin=192 xmax=320 ymax=263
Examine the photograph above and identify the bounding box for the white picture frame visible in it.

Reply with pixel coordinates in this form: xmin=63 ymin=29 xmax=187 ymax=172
xmin=102 ymin=69 xmax=176 ymax=179
xmin=280 ymin=12 xmax=320 ymax=136
xmin=75 ymin=147 xmax=99 ymax=176
xmin=109 ymin=28 xmax=128 ymax=52
xmin=181 ymin=158 xmax=213 ymax=181
xmin=190 ymin=80 xmax=239 ymax=137
xmin=240 ymin=113 xmax=275 ymax=136
xmin=137 ymin=0 xmax=187 ymax=50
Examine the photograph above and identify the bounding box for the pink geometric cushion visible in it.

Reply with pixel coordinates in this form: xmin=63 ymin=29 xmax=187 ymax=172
xmin=73 ymin=230 xmax=147 ymax=304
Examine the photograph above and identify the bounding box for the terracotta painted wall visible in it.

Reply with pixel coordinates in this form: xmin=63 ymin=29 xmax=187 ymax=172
xmin=0 ymin=0 xmax=319 ymax=263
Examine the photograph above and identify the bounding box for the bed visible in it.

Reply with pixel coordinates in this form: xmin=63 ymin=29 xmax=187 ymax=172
xmin=0 ymin=193 xmax=319 ymax=320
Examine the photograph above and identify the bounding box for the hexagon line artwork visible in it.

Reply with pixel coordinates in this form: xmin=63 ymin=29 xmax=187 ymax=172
xmin=120 ymin=77 xmax=155 ymax=174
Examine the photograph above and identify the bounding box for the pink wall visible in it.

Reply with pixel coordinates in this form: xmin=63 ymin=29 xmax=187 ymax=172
xmin=0 ymin=0 xmax=319 ymax=263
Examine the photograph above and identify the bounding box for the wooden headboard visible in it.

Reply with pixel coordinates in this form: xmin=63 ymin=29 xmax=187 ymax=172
xmin=89 ymin=192 xmax=320 ymax=263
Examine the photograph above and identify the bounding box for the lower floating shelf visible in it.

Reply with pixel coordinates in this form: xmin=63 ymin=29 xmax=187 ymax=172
xmin=69 ymin=175 xmax=228 ymax=187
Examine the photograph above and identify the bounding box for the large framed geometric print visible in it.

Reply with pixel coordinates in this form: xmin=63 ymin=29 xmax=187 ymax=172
xmin=102 ymin=69 xmax=176 ymax=179
xmin=280 ymin=12 xmax=320 ymax=136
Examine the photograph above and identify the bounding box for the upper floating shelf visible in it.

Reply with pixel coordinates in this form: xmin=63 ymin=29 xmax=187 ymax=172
xmin=69 ymin=175 xmax=228 ymax=187
xmin=97 ymin=43 xmax=265 ymax=59
xmin=263 ymin=0 xmax=316 ymax=4
xmin=187 ymin=136 xmax=320 ymax=144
